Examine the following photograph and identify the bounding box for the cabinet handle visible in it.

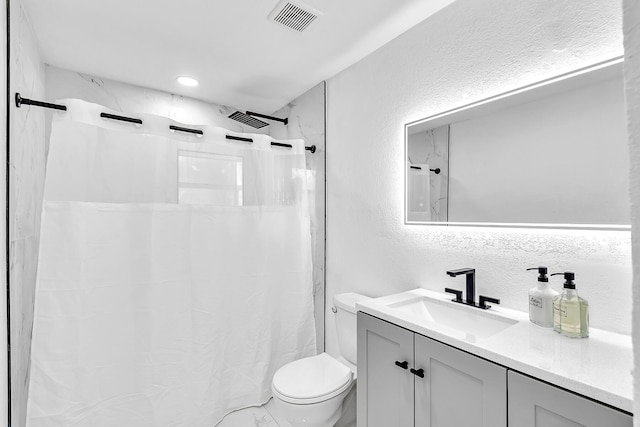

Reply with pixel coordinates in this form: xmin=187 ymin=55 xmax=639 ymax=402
xmin=395 ymin=360 xmax=408 ymax=370
xmin=410 ymin=368 xmax=425 ymax=378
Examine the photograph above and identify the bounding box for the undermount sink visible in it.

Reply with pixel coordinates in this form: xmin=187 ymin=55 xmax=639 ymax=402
xmin=385 ymin=293 xmax=519 ymax=340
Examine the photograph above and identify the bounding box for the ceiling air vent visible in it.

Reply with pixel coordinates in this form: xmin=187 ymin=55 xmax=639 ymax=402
xmin=268 ymin=0 xmax=323 ymax=32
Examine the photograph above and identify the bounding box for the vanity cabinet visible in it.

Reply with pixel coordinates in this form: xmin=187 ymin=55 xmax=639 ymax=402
xmin=357 ymin=312 xmax=506 ymax=427
xmin=357 ymin=312 xmax=632 ymax=427
xmin=508 ymin=371 xmax=632 ymax=427
xmin=414 ymin=332 xmax=506 ymax=426
xmin=357 ymin=312 xmax=414 ymax=427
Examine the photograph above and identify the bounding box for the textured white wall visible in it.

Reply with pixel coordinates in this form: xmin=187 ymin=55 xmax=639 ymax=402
xmin=325 ymin=0 xmax=629 ymax=358
xmin=622 ymin=0 xmax=640 ymax=422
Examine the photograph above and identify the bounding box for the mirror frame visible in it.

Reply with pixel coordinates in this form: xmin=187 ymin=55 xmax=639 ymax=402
xmin=404 ymin=56 xmax=630 ymax=230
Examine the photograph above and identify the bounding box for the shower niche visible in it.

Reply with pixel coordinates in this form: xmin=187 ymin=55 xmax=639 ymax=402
xmin=405 ymin=58 xmax=629 ymax=229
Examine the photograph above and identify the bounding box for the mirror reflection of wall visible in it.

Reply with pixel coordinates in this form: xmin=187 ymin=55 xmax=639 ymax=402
xmin=405 ymin=59 xmax=629 ymax=228
xmin=406 ymin=125 xmax=449 ymax=222
xmin=449 ymin=71 xmax=628 ymax=225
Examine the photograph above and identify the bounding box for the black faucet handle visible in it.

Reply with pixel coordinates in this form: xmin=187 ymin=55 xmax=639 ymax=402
xmin=445 ymin=288 xmax=463 ymax=302
xmin=479 ymin=295 xmax=500 ymax=310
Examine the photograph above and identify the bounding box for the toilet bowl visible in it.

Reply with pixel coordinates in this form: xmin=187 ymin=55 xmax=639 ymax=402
xmin=271 ymin=293 xmax=370 ymax=427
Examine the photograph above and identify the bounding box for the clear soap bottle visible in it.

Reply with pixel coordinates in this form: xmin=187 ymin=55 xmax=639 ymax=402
xmin=526 ymin=267 xmax=558 ymax=328
xmin=551 ymin=272 xmax=589 ymax=338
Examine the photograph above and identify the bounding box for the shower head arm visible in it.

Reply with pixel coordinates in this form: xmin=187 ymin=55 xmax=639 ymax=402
xmin=246 ymin=111 xmax=288 ymax=126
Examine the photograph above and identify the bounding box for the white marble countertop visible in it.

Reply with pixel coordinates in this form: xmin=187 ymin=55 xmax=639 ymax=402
xmin=356 ymin=288 xmax=633 ymax=414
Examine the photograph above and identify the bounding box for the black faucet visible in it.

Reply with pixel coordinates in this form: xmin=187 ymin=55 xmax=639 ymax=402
xmin=445 ymin=268 xmax=500 ymax=310
xmin=446 ymin=268 xmax=476 ymax=305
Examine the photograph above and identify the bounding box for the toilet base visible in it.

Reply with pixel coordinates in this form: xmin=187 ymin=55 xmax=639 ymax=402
xmin=334 ymin=383 xmax=356 ymax=427
xmin=272 ymin=382 xmax=354 ymax=427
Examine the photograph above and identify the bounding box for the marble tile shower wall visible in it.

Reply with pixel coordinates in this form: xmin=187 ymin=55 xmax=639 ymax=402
xmin=9 ymin=0 xmax=47 ymax=425
xmin=0 ymin=1 xmax=8 ymax=424
xmin=45 ymin=65 xmax=267 ymax=143
xmin=407 ymin=126 xmax=449 ymax=221
xmin=269 ymin=82 xmax=326 ymax=352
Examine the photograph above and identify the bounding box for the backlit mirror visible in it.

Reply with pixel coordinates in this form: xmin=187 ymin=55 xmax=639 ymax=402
xmin=405 ymin=58 xmax=629 ymax=229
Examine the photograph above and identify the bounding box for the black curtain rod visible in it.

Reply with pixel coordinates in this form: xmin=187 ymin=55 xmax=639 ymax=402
xmin=270 ymin=142 xmax=316 ymax=152
xmin=100 ymin=112 xmax=142 ymax=125
xmin=226 ymin=135 xmax=253 ymax=143
xmin=170 ymin=125 xmax=203 ymax=135
xmin=271 ymin=141 xmax=292 ymax=149
xmin=15 ymin=93 xmax=66 ymax=111
xmin=226 ymin=135 xmax=316 ymax=153
xmin=410 ymin=165 xmax=441 ymax=174
xmin=15 ymin=93 xmax=315 ymax=153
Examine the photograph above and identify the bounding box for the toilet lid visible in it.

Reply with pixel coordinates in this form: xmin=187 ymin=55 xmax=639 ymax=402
xmin=272 ymin=353 xmax=353 ymax=404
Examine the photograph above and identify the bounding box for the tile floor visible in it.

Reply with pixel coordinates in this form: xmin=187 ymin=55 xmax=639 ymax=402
xmin=216 ymin=398 xmax=292 ymax=427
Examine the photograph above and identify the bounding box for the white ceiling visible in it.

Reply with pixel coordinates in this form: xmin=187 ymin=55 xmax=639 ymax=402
xmin=22 ymin=0 xmax=455 ymax=113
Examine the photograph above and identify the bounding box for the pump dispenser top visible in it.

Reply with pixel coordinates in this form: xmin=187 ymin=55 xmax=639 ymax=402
xmin=551 ymin=271 xmax=575 ymax=289
xmin=551 ymin=272 xmax=588 ymax=338
xmin=527 ymin=266 xmax=549 ymax=282
xmin=526 ymin=266 xmax=557 ymax=328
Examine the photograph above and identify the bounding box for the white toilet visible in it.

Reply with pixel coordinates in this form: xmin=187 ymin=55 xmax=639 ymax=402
xmin=271 ymin=293 xmax=370 ymax=427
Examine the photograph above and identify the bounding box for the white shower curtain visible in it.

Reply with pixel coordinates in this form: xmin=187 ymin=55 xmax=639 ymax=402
xmin=26 ymin=99 xmax=316 ymax=426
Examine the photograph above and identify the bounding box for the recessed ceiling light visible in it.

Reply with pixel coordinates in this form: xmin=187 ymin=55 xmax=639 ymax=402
xmin=177 ymin=76 xmax=199 ymax=87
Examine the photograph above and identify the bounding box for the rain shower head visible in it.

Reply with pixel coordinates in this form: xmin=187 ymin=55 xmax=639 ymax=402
xmin=228 ymin=111 xmax=269 ymax=129
xmin=229 ymin=111 xmax=289 ymax=129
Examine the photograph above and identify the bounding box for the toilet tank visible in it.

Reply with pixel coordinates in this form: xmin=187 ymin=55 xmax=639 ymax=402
xmin=334 ymin=293 xmax=371 ymax=365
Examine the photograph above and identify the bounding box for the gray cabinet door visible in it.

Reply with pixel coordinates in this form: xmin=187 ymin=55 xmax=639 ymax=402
xmin=357 ymin=313 xmax=414 ymax=427
xmin=508 ymin=371 xmax=632 ymax=427
xmin=414 ymin=334 xmax=507 ymax=427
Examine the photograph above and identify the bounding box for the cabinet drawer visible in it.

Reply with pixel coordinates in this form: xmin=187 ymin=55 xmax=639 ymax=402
xmin=507 ymin=371 xmax=632 ymax=427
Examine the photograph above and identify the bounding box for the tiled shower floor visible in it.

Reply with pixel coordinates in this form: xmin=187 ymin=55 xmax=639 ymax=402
xmin=216 ymin=398 xmax=292 ymax=427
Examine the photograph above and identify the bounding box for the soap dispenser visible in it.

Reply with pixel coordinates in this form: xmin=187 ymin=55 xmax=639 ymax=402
xmin=551 ymin=272 xmax=589 ymax=338
xmin=526 ymin=267 xmax=558 ymax=328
